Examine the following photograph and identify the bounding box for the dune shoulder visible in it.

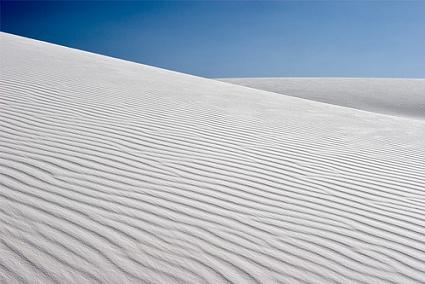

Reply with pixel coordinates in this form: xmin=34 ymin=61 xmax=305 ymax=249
xmin=219 ymin=77 xmax=425 ymax=120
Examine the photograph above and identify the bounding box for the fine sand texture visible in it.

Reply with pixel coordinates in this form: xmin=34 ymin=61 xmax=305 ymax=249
xmin=1 ymin=32 xmax=425 ymax=283
xmin=219 ymin=77 xmax=425 ymax=120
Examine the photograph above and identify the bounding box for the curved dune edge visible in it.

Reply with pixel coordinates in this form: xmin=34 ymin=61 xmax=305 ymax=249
xmin=1 ymin=32 xmax=425 ymax=283
xmin=218 ymin=77 xmax=425 ymax=120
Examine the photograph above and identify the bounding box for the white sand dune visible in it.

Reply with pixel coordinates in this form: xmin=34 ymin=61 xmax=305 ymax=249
xmin=219 ymin=77 xmax=425 ymax=120
xmin=1 ymin=32 xmax=425 ymax=283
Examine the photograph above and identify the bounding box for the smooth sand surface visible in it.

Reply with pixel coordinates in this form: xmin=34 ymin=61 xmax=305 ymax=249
xmin=219 ymin=77 xmax=425 ymax=120
xmin=1 ymin=32 xmax=425 ymax=283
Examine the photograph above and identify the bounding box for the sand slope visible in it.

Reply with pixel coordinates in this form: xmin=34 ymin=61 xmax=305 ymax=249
xmin=219 ymin=77 xmax=425 ymax=120
xmin=1 ymin=32 xmax=425 ymax=283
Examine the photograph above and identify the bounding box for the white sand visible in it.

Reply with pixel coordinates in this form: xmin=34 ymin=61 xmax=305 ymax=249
xmin=1 ymin=32 xmax=425 ymax=283
xmin=219 ymin=77 xmax=425 ymax=120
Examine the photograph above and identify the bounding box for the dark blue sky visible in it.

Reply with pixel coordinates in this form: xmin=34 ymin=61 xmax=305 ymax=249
xmin=1 ymin=1 xmax=425 ymax=78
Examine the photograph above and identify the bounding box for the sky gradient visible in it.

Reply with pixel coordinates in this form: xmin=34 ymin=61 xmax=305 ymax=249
xmin=1 ymin=1 xmax=425 ymax=78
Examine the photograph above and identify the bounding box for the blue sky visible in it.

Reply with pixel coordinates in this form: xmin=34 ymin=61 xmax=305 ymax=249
xmin=1 ymin=1 xmax=425 ymax=78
